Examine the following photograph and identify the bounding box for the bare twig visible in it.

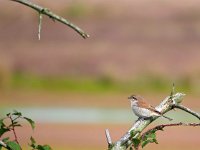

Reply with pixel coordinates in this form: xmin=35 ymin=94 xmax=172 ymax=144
xmin=142 ymin=122 xmax=200 ymax=138
xmin=132 ymin=122 xmax=200 ymax=150
xmin=38 ymin=12 xmax=43 ymax=40
xmin=105 ymin=129 xmax=112 ymax=147
xmin=173 ymin=104 xmax=200 ymax=120
xmin=10 ymin=0 xmax=89 ymax=39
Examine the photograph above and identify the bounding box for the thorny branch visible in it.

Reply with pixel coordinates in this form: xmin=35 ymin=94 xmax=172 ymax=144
xmin=132 ymin=122 xmax=200 ymax=150
xmin=143 ymin=122 xmax=200 ymax=134
xmin=10 ymin=0 xmax=89 ymax=39
xmin=106 ymin=92 xmax=200 ymax=150
xmin=173 ymin=104 xmax=200 ymax=120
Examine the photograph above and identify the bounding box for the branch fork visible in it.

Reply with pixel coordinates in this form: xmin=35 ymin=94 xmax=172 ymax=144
xmin=106 ymin=92 xmax=200 ymax=150
xmin=10 ymin=0 xmax=89 ymax=39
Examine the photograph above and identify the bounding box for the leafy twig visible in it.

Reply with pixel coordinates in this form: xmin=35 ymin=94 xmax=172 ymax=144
xmin=108 ymin=90 xmax=200 ymax=150
xmin=108 ymin=93 xmax=185 ymax=150
xmin=132 ymin=122 xmax=200 ymax=150
xmin=10 ymin=0 xmax=89 ymax=39
xmin=0 ymin=110 xmax=48 ymax=150
xmin=8 ymin=115 xmax=20 ymax=145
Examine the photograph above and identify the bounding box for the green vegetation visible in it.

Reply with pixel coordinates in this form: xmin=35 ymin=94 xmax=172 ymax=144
xmin=12 ymin=73 xmax=118 ymax=93
xmin=0 ymin=110 xmax=52 ymax=150
xmin=10 ymin=73 xmax=192 ymax=94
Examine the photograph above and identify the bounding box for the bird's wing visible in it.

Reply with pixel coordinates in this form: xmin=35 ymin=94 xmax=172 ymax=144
xmin=149 ymin=105 xmax=161 ymax=115
xmin=139 ymin=99 xmax=161 ymax=114
xmin=138 ymin=99 xmax=153 ymax=109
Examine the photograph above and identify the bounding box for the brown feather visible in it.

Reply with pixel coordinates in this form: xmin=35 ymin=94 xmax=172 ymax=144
xmin=131 ymin=95 xmax=172 ymax=120
xmin=136 ymin=96 xmax=161 ymax=114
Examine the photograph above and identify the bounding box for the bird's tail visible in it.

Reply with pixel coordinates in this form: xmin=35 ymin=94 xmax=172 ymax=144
xmin=161 ymin=115 xmax=173 ymax=121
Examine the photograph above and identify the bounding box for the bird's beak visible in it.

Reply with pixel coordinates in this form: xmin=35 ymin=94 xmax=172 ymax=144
xmin=128 ymin=96 xmax=132 ymax=99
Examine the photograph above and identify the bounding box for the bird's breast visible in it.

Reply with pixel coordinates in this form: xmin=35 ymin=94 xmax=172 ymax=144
xmin=132 ymin=106 xmax=157 ymax=118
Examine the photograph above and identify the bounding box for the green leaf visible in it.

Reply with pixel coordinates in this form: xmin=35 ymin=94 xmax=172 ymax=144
xmin=9 ymin=121 xmax=22 ymax=128
xmin=12 ymin=110 xmax=22 ymax=117
xmin=132 ymin=138 xmax=140 ymax=149
xmin=141 ymin=130 xmax=158 ymax=148
xmin=13 ymin=124 xmax=22 ymax=127
xmin=30 ymin=136 xmax=36 ymax=145
xmin=7 ymin=141 xmax=21 ymax=150
xmin=0 ymin=119 xmax=5 ymax=127
xmin=149 ymin=131 xmax=156 ymax=139
xmin=142 ymin=138 xmax=156 ymax=148
xmin=2 ymin=137 xmax=10 ymax=143
xmin=37 ymin=145 xmax=52 ymax=150
xmin=29 ymin=136 xmax=36 ymax=149
xmin=129 ymin=146 xmax=133 ymax=150
xmin=29 ymin=137 xmax=52 ymax=150
xmin=153 ymin=138 xmax=158 ymax=144
xmin=142 ymin=140 xmax=150 ymax=148
xmin=6 ymin=113 xmax=11 ymax=117
xmin=0 ymin=128 xmax=10 ymax=137
xmin=24 ymin=117 xmax=35 ymax=130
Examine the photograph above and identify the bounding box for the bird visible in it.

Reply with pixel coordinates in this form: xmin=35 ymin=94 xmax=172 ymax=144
xmin=128 ymin=95 xmax=172 ymax=121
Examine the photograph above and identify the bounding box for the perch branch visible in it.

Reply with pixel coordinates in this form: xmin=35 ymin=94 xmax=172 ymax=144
xmin=105 ymin=129 xmax=112 ymax=147
xmin=109 ymin=93 xmax=186 ymax=150
xmin=173 ymin=104 xmax=200 ymax=120
xmin=10 ymin=0 xmax=89 ymax=39
xmin=132 ymin=122 xmax=200 ymax=150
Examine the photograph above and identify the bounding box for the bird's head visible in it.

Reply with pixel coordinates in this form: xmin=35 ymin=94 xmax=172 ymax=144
xmin=128 ymin=95 xmax=139 ymax=102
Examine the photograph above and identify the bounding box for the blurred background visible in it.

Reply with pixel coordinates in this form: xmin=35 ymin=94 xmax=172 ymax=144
xmin=0 ymin=0 xmax=200 ymax=149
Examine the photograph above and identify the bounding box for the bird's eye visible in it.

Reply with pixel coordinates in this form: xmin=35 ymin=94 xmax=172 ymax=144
xmin=131 ymin=95 xmax=135 ymax=98
xmin=128 ymin=95 xmax=137 ymax=100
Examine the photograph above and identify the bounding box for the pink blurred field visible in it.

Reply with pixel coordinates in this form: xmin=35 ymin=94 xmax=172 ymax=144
xmin=1 ymin=0 xmax=200 ymax=80
xmin=1 ymin=90 xmax=200 ymax=109
xmin=10 ymin=123 xmax=199 ymax=150
xmin=1 ymin=0 xmax=200 ymax=150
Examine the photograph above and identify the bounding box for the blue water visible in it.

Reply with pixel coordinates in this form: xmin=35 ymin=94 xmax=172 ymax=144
xmin=0 ymin=107 xmax=199 ymax=124
xmin=0 ymin=107 xmax=133 ymax=124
